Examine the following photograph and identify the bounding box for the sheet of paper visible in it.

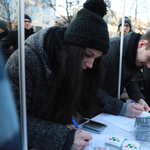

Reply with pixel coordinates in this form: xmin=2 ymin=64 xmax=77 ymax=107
xmin=83 ymin=134 xmax=109 ymax=150
xmin=103 ymin=111 xmax=150 ymax=132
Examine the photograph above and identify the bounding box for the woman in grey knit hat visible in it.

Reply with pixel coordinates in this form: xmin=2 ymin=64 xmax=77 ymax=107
xmin=5 ymin=0 xmax=109 ymax=149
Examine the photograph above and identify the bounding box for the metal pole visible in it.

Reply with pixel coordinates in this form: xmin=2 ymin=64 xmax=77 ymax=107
xmin=117 ymin=0 xmax=126 ymax=99
xmin=18 ymin=0 xmax=28 ymax=150
xmin=134 ymin=0 xmax=138 ymax=31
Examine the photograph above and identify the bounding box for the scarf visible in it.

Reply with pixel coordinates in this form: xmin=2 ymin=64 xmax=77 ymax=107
xmin=44 ymin=26 xmax=67 ymax=74
xmin=125 ymin=33 xmax=142 ymax=70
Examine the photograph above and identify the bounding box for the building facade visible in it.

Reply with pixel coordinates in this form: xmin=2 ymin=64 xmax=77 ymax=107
xmin=0 ymin=0 xmax=56 ymax=31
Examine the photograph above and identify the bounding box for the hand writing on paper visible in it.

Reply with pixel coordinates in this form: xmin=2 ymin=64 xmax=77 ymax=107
xmin=124 ymin=103 xmax=144 ymax=118
xmin=65 ymin=124 xmax=77 ymax=130
xmin=71 ymin=130 xmax=92 ymax=150
xmin=138 ymin=99 xmax=150 ymax=112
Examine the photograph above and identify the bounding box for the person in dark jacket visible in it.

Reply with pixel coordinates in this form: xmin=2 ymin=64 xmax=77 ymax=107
xmin=0 ymin=20 xmax=13 ymax=61
xmin=101 ymin=31 xmax=150 ymax=118
xmin=5 ymin=0 xmax=110 ymax=149
xmin=0 ymin=20 xmax=9 ymax=41
xmin=1 ymin=14 xmax=34 ymax=61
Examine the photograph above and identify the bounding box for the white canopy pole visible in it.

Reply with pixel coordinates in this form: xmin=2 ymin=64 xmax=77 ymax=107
xmin=18 ymin=0 xmax=28 ymax=149
xmin=117 ymin=0 xmax=126 ymax=99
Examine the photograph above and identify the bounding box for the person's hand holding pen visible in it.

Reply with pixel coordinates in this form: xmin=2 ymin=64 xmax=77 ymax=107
xmin=124 ymin=99 xmax=144 ymax=118
xmin=71 ymin=119 xmax=92 ymax=150
xmin=138 ymin=98 xmax=150 ymax=112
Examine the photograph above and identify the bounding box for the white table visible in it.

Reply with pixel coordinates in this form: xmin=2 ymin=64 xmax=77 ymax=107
xmin=82 ymin=113 xmax=150 ymax=150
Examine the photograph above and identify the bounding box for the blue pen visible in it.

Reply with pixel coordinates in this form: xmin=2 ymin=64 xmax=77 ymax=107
xmin=72 ymin=119 xmax=82 ymax=132
xmin=130 ymin=99 xmax=137 ymax=105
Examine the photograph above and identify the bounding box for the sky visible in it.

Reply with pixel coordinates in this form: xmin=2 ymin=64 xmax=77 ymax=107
xmin=55 ymin=0 xmax=150 ymax=22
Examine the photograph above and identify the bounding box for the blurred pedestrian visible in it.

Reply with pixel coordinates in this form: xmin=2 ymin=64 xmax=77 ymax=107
xmin=1 ymin=14 xmax=34 ymax=62
xmin=114 ymin=16 xmax=133 ymax=37
xmin=0 ymin=50 xmax=21 ymax=150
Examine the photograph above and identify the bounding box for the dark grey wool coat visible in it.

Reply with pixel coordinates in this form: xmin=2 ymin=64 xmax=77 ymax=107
xmin=5 ymin=26 xmax=71 ymax=150
xmin=5 ymin=26 xmax=131 ymax=149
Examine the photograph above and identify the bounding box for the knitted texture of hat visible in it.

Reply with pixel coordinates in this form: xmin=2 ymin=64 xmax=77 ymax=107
xmin=118 ymin=16 xmax=132 ymax=28
xmin=25 ymin=14 xmax=32 ymax=22
xmin=64 ymin=0 xmax=109 ymax=54
xmin=0 ymin=20 xmax=7 ymax=30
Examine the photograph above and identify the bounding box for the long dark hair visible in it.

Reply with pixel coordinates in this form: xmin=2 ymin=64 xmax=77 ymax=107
xmin=40 ymin=43 xmax=103 ymax=125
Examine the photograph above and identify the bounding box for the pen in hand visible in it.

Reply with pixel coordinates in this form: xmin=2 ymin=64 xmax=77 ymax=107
xmin=72 ymin=119 xmax=82 ymax=132
xmin=130 ymin=99 xmax=137 ymax=105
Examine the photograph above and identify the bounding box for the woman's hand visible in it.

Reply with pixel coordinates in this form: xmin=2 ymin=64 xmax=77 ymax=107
xmin=71 ymin=130 xmax=92 ymax=150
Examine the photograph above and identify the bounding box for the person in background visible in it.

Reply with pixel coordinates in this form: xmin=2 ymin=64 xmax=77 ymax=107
xmin=1 ymin=14 xmax=34 ymax=62
xmin=0 ymin=20 xmax=9 ymax=41
xmin=0 ymin=20 xmax=13 ymax=61
xmin=0 ymin=50 xmax=21 ymax=150
xmin=114 ymin=16 xmax=133 ymax=37
xmin=5 ymin=0 xmax=110 ymax=149
xmin=100 ymin=31 xmax=150 ymax=118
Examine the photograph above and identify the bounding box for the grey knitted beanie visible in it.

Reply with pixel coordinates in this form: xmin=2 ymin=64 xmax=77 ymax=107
xmin=64 ymin=0 xmax=109 ymax=54
xmin=118 ymin=16 xmax=132 ymax=28
xmin=0 ymin=20 xmax=7 ymax=30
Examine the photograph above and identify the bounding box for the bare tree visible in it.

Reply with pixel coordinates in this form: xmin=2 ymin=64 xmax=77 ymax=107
xmin=43 ymin=0 xmax=80 ymax=25
xmin=0 ymin=0 xmax=18 ymax=30
xmin=0 ymin=0 xmax=31 ymax=30
xmin=130 ymin=0 xmax=150 ymax=33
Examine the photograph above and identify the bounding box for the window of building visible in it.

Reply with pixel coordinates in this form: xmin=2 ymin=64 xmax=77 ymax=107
xmin=33 ymin=15 xmax=39 ymax=23
xmin=34 ymin=5 xmax=39 ymax=13
xmin=2 ymin=0 xmax=12 ymax=8
xmin=31 ymin=4 xmax=33 ymax=12
xmin=45 ymin=17 xmax=50 ymax=24
xmin=43 ymin=0 xmax=50 ymax=5
xmin=43 ymin=7 xmax=50 ymax=15
xmin=43 ymin=17 xmax=50 ymax=24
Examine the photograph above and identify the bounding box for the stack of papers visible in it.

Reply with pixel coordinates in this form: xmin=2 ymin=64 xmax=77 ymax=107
xmin=103 ymin=111 xmax=150 ymax=132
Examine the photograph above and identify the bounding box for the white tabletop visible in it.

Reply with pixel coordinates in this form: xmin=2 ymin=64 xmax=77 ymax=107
xmin=83 ymin=113 xmax=150 ymax=150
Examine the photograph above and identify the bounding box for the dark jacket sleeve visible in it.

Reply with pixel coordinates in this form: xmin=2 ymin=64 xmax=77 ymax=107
xmin=63 ymin=130 xmax=75 ymax=150
xmin=96 ymin=88 xmax=124 ymax=115
xmin=5 ymin=49 xmax=71 ymax=150
xmin=125 ymin=80 xmax=145 ymax=102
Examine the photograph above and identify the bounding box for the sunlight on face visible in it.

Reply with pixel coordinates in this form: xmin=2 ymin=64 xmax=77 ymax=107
xmin=82 ymin=48 xmax=103 ymax=70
